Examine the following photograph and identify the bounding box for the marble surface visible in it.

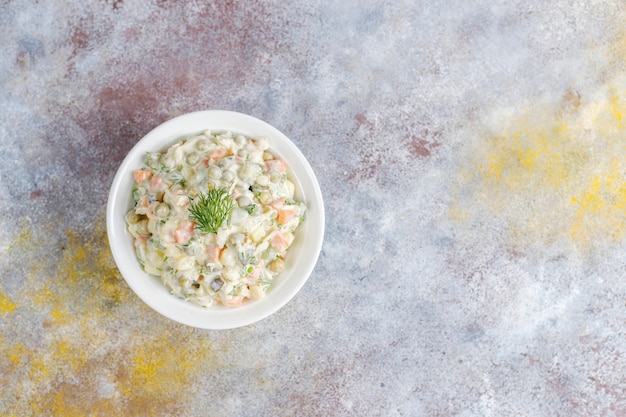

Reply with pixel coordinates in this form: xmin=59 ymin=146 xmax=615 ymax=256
xmin=2 ymin=1 xmax=626 ymax=415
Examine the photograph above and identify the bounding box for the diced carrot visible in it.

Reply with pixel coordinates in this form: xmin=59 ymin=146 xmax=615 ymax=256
xmin=174 ymin=220 xmax=195 ymax=244
xmin=266 ymin=159 xmax=286 ymax=173
xmin=174 ymin=229 xmax=191 ymax=245
xmin=134 ymin=236 xmax=149 ymax=247
xmin=134 ymin=170 xmax=152 ymax=183
xmin=206 ymin=243 xmax=221 ymax=263
xmin=180 ymin=219 xmax=195 ymax=232
xmin=270 ymin=231 xmax=290 ymax=253
xmin=269 ymin=199 xmax=285 ymax=210
xmin=219 ymin=294 xmax=244 ymax=308
xmin=149 ymin=175 xmax=163 ymax=189
xmin=247 ymin=262 xmax=264 ymax=281
xmin=146 ymin=202 xmax=158 ymax=221
xmin=209 ymin=148 xmax=228 ymax=161
xmin=277 ymin=208 xmax=297 ymax=225
xmin=174 ymin=229 xmax=189 ymax=244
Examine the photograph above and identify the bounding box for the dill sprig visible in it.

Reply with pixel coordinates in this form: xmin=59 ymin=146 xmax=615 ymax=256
xmin=188 ymin=189 xmax=233 ymax=234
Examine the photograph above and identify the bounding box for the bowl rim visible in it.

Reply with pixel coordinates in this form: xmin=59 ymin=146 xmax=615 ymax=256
xmin=106 ymin=110 xmax=325 ymax=329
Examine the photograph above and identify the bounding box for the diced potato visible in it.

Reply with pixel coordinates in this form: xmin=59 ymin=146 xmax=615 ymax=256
xmin=249 ymin=284 xmax=265 ymax=300
xmin=220 ymin=248 xmax=238 ymax=267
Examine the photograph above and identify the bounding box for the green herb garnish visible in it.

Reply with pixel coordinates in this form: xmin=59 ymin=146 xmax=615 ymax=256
xmin=188 ymin=189 xmax=233 ymax=234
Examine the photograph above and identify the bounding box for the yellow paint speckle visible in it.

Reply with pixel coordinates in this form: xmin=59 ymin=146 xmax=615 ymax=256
xmin=118 ymin=331 xmax=210 ymax=415
xmin=0 ymin=290 xmax=17 ymax=313
xmin=569 ymin=159 xmax=626 ymax=243
xmin=452 ymin=79 xmax=626 ymax=251
xmin=1 ymin=214 xmax=226 ymax=416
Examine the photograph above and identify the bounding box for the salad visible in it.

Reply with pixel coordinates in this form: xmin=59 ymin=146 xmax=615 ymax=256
xmin=126 ymin=130 xmax=306 ymax=308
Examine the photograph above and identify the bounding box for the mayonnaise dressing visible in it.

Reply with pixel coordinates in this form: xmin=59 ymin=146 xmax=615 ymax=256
xmin=126 ymin=130 xmax=306 ymax=308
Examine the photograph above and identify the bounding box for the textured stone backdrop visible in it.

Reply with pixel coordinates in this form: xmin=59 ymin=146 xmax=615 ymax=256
xmin=2 ymin=1 xmax=626 ymax=416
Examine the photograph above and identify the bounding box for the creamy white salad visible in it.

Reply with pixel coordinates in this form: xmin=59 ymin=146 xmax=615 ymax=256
xmin=126 ymin=130 xmax=306 ymax=308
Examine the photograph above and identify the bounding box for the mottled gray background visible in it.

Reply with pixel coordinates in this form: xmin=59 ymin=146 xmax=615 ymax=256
xmin=2 ymin=1 xmax=626 ymax=416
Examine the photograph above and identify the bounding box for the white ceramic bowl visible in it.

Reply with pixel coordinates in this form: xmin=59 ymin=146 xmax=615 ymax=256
xmin=106 ymin=110 xmax=324 ymax=329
